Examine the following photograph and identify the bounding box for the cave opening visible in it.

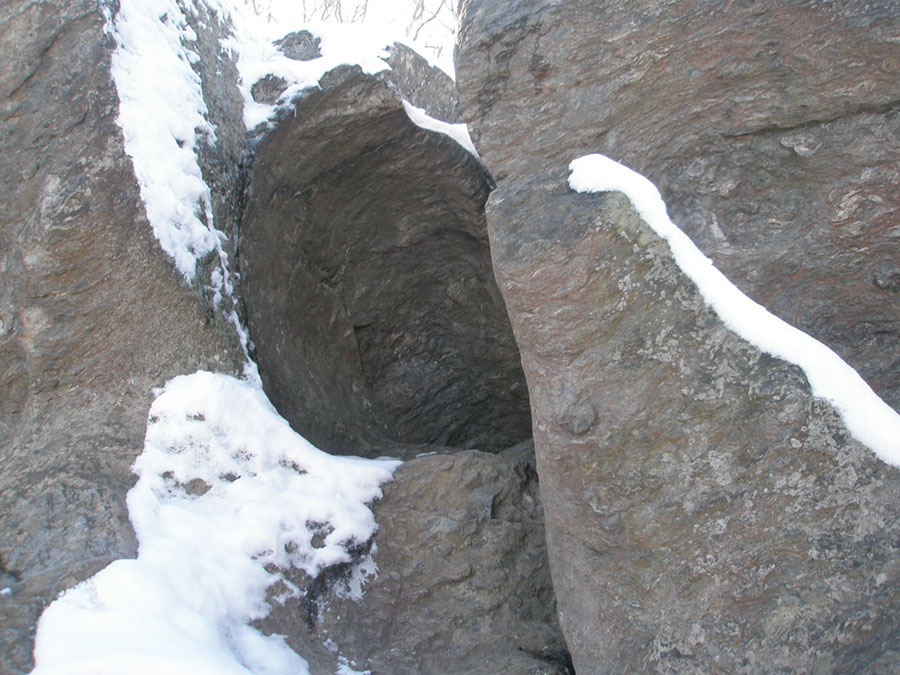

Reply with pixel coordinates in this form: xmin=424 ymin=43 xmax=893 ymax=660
xmin=238 ymin=68 xmax=532 ymax=459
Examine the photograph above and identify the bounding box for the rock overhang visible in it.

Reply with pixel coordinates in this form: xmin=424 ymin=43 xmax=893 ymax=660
xmin=239 ymin=62 xmax=532 ymax=458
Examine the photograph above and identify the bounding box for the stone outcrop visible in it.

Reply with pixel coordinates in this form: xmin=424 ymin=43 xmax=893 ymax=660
xmin=456 ymin=0 xmax=900 ymax=670
xmin=0 ymin=3 xmax=246 ymax=672
xmin=258 ymin=447 xmax=570 ymax=674
xmin=239 ymin=60 xmax=531 ymax=458
xmin=489 ymin=176 xmax=900 ymax=672
xmin=456 ymin=0 xmax=900 ymax=412
xmin=237 ymin=41 xmax=563 ymax=673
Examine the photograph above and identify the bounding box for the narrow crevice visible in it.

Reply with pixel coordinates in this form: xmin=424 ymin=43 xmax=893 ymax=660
xmin=723 ymin=99 xmax=900 ymax=139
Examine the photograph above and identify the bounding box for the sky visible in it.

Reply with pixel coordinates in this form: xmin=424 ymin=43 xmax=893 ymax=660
xmin=245 ymin=0 xmax=458 ymax=75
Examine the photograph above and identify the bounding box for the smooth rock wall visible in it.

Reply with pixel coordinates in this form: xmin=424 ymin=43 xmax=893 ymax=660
xmin=240 ymin=64 xmax=531 ymax=457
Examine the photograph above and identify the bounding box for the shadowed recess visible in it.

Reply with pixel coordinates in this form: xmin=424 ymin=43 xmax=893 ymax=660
xmin=239 ymin=67 xmax=531 ymax=458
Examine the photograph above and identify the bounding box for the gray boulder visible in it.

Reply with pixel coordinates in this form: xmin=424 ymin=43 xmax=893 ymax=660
xmin=276 ymin=30 xmax=322 ymax=62
xmin=256 ymin=448 xmax=570 ymax=674
xmin=239 ymin=62 xmax=531 ymax=458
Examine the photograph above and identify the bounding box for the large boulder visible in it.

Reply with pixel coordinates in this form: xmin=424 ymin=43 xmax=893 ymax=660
xmin=487 ymin=175 xmax=900 ymax=672
xmin=0 ymin=3 xmax=245 ymax=671
xmin=456 ymin=0 xmax=900 ymax=670
xmin=239 ymin=60 xmax=531 ymax=457
xmin=257 ymin=447 xmax=570 ymax=674
xmin=235 ymin=44 xmax=565 ymax=671
xmin=456 ymin=0 xmax=900 ymax=411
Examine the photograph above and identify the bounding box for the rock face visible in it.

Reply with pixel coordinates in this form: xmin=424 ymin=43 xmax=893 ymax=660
xmin=258 ymin=447 xmax=570 ymax=674
xmin=489 ymin=177 xmax=900 ymax=672
xmin=0 ymin=3 xmax=245 ymax=672
xmin=456 ymin=0 xmax=900 ymax=671
xmin=240 ymin=61 xmax=531 ymax=457
xmin=2 ymin=3 xmax=555 ymax=670
xmin=236 ymin=35 xmax=563 ymax=674
xmin=456 ymin=0 xmax=900 ymax=412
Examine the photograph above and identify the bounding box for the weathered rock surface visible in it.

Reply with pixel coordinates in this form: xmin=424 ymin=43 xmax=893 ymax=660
xmin=385 ymin=42 xmax=462 ymax=122
xmin=485 ymin=175 xmax=900 ymax=672
xmin=240 ymin=61 xmax=530 ymax=457
xmin=257 ymin=447 xmax=571 ymax=674
xmin=237 ymin=34 xmax=562 ymax=673
xmin=276 ymin=29 xmax=322 ymax=61
xmin=456 ymin=0 xmax=900 ymax=412
xmin=0 ymin=3 xmax=245 ymax=671
xmin=456 ymin=0 xmax=900 ymax=670
xmin=2 ymin=4 xmax=553 ymax=669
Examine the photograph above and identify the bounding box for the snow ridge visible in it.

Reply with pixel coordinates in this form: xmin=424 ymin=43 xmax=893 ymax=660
xmin=569 ymin=153 xmax=900 ymax=467
xmin=401 ymin=100 xmax=480 ymax=158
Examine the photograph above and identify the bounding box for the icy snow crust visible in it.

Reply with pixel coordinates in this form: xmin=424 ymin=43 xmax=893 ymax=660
xmin=569 ymin=153 xmax=900 ymax=467
xmin=32 ymin=372 xmax=399 ymax=674
xmin=109 ymin=0 xmax=224 ymax=282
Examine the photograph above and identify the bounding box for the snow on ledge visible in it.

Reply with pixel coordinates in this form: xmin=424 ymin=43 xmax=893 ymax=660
xmin=31 ymin=372 xmax=400 ymax=675
xmin=221 ymin=15 xmax=394 ymax=132
xmin=402 ymin=100 xmax=480 ymax=158
xmin=109 ymin=0 xmax=223 ymax=281
xmin=568 ymin=153 xmax=900 ymax=467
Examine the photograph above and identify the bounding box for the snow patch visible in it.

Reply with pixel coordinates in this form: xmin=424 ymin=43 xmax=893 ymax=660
xmin=109 ymin=0 xmax=223 ymax=282
xmin=402 ymin=100 xmax=479 ymax=158
xmin=32 ymin=372 xmax=399 ymax=674
xmin=568 ymin=153 xmax=900 ymax=466
xmin=210 ymin=2 xmax=455 ymax=133
xmin=207 ymin=3 xmax=394 ymax=131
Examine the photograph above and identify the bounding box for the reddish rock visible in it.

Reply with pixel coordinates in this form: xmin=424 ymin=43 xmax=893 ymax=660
xmin=457 ymin=0 xmax=900 ymax=670
xmin=0 ymin=3 xmax=244 ymax=671
xmin=456 ymin=0 xmax=900 ymax=411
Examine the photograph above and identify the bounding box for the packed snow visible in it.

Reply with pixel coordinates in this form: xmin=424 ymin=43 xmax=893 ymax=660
xmin=402 ymin=100 xmax=479 ymax=158
xmin=31 ymin=372 xmax=399 ymax=675
xmin=108 ymin=0 xmax=224 ymax=282
xmin=219 ymin=11 xmax=393 ymax=131
xmin=219 ymin=0 xmax=457 ymax=78
xmin=569 ymin=153 xmax=900 ymax=467
xmin=108 ymin=0 xmax=462 ymax=284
